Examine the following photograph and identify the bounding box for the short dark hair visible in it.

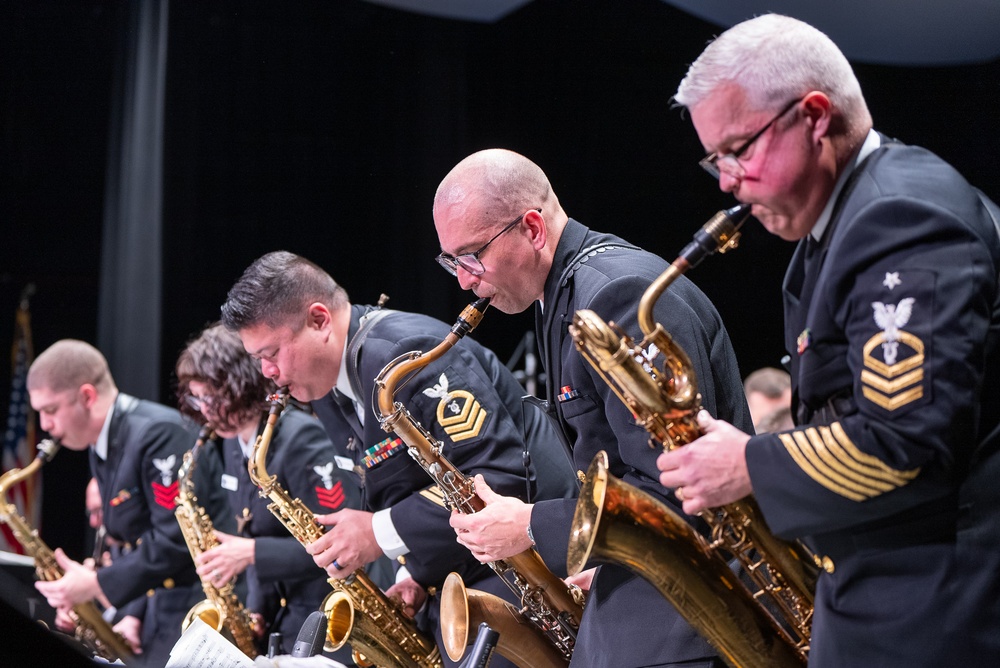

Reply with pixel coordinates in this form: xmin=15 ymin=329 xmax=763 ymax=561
xmin=220 ymin=251 xmax=349 ymax=331
xmin=175 ymin=322 xmax=275 ymax=429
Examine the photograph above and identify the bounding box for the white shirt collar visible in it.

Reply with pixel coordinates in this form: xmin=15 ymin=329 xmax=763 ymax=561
xmin=93 ymin=394 xmax=117 ymax=460
xmin=238 ymin=427 xmax=259 ymax=460
xmin=811 ymin=128 xmax=880 ymax=242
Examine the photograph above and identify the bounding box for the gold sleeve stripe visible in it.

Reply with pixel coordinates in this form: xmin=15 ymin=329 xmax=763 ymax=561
xmin=829 ymin=422 xmax=920 ymax=481
xmin=818 ymin=426 xmax=915 ymax=487
xmin=779 ymin=432 xmax=867 ymax=502
xmin=418 ymin=485 xmax=447 ymax=507
xmin=779 ymin=422 xmax=920 ymax=501
xmin=806 ymin=428 xmax=896 ymax=494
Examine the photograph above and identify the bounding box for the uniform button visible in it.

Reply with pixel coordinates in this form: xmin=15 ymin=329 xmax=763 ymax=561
xmin=821 ymin=556 xmax=835 ymax=573
xmin=163 ymin=578 xmax=175 ymax=589
xmin=396 ymin=556 xmax=406 ymax=566
xmin=427 ymin=586 xmax=437 ymax=597
xmin=280 ymin=598 xmax=287 ymax=608
xmin=146 ymin=589 xmax=155 ymax=598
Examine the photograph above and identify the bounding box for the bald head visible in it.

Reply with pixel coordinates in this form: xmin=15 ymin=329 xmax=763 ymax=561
xmin=27 ymin=339 xmax=115 ymax=395
xmin=434 ymin=149 xmax=560 ymax=234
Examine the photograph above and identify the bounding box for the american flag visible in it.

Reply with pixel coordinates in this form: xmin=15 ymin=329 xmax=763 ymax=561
xmin=2 ymin=294 xmax=38 ymax=554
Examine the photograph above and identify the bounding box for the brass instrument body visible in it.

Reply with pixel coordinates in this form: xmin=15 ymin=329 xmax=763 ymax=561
xmin=176 ymin=428 xmax=258 ymax=657
xmin=0 ymin=440 xmax=134 ymax=663
xmin=248 ymin=391 xmax=441 ymax=668
xmin=373 ymin=299 xmax=582 ymax=668
xmin=568 ymin=204 xmax=817 ymax=668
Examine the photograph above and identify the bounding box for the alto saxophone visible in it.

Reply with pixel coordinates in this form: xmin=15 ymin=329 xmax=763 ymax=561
xmin=176 ymin=427 xmax=259 ymax=657
xmin=374 ymin=298 xmax=583 ymax=668
xmin=0 ymin=440 xmax=134 ymax=664
xmin=248 ymin=391 xmax=441 ymax=668
xmin=566 ymin=204 xmax=818 ymax=668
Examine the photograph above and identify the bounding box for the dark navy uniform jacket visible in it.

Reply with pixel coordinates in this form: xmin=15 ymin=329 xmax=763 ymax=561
xmin=218 ymin=406 xmax=361 ymax=653
xmin=90 ymin=393 xmax=230 ymax=667
xmin=312 ymin=305 xmax=572 ymax=668
xmin=529 ymin=219 xmax=752 ymax=668
xmin=746 ymin=137 xmax=1000 ymax=666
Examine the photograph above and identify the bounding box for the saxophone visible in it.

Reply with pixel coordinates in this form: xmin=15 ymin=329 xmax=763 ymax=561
xmin=566 ymin=204 xmax=818 ymax=668
xmin=373 ymin=298 xmax=583 ymax=668
xmin=176 ymin=427 xmax=259 ymax=658
xmin=248 ymin=391 xmax=441 ymax=668
xmin=0 ymin=440 xmax=134 ymax=664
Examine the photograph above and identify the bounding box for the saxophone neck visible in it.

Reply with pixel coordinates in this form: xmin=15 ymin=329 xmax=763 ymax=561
xmin=0 ymin=439 xmax=60 ymax=505
xmin=177 ymin=428 xmax=212 ymax=500
xmin=374 ymin=298 xmax=490 ymax=422
xmin=248 ymin=389 xmax=289 ymax=489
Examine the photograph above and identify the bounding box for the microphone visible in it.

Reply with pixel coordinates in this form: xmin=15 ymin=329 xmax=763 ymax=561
xmin=290 ymin=610 xmax=328 ymax=658
xmin=267 ymin=632 xmax=284 ymax=659
xmin=458 ymin=623 xmax=500 ymax=668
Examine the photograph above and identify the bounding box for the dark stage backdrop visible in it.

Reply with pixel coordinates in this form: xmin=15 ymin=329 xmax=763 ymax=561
xmin=2 ymin=0 xmax=999 ymax=561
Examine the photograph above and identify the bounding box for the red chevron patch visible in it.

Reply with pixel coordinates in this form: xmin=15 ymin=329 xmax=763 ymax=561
xmin=151 ymin=480 xmax=179 ymax=509
xmin=316 ymin=481 xmax=345 ymax=510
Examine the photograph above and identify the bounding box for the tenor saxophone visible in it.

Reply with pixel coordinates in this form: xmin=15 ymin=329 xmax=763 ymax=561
xmin=374 ymin=298 xmax=583 ymax=668
xmin=176 ymin=427 xmax=259 ymax=657
xmin=0 ymin=440 xmax=134 ymax=664
xmin=566 ymin=204 xmax=818 ymax=668
xmin=248 ymin=391 xmax=441 ymax=668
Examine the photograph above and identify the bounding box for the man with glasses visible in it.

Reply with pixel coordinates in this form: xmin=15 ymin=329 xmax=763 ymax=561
xmin=28 ymin=339 xmax=230 ymax=667
xmin=659 ymin=14 xmax=1000 ymax=666
xmin=220 ymin=251 xmax=575 ymax=667
xmin=432 ymin=148 xmax=751 ymax=667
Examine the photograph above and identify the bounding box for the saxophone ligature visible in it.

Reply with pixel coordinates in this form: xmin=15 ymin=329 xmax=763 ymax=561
xmin=567 ymin=204 xmax=818 ymax=668
xmin=248 ymin=390 xmax=441 ymax=668
xmin=176 ymin=427 xmax=259 ymax=657
xmin=0 ymin=440 xmax=134 ymax=663
xmin=374 ymin=298 xmax=582 ymax=668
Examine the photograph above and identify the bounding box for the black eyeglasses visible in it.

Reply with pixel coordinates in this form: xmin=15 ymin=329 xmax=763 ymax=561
xmin=699 ymin=96 xmax=804 ymax=180
xmin=436 ymin=208 xmax=541 ymax=277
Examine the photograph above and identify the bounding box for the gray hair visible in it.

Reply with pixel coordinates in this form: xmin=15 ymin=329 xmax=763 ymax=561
xmin=220 ymin=251 xmax=349 ymax=331
xmin=674 ymin=14 xmax=870 ymax=132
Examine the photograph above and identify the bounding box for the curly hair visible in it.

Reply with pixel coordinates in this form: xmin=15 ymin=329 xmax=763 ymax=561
xmin=175 ymin=322 xmax=275 ymax=432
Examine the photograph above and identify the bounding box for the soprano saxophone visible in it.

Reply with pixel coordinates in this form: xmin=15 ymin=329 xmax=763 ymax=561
xmin=176 ymin=427 xmax=258 ymax=657
xmin=0 ymin=440 xmax=134 ymax=663
xmin=248 ymin=391 xmax=441 ymax=668
xmin=567 ymin=204 xmax=818 ymax=668
xmin=374 ymin=298 xmax=583 ymax=668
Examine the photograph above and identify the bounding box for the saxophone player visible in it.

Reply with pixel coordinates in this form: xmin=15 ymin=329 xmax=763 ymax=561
xmin=432 ymin=149 xmax=753 ymax=668
xmin=660 ymin=14 xmax=1000 ymax=667
xmin=220 ymin=251 xmax=576 ymax=667
xmin=175 ymin=322 xmax=369 ymax=662
xmin=28 ymin=339 xmax=232 ymax=667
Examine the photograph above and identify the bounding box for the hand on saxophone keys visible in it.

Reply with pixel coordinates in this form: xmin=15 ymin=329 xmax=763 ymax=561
xmin=656 ymin=409 xmax=753 ymax=514
xmin=449 ymin=474 xmax=534 ymax=563
xmin=305 ymin=508 xmax=382 ymax=576
xmin=34 ymin=547 xmax=104 ymax=610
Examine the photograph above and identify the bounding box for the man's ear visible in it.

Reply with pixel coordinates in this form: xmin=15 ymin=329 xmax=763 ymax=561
xmin=79 ymin=384 xmax=98 ymax=409
xmin=306 ymin=302 xmax=332 ymax=331
xmin=802 ymin=91 xmax=832 ymax=142
xmin=523 ymin=208 xmax=547 ymax=251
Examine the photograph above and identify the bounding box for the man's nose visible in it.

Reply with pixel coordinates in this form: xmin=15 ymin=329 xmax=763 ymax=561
xmin=456 ymin=266 xmax=480 ymax=292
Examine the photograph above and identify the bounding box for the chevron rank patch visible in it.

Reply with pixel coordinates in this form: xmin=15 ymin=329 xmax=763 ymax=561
xmin=779 ymin=422 xmax=920 ymax=501
xmin=313 ymin=462 xmax=346 ymax=509
xmin=151 ymin=454 xmax=179 ymax=509
xmin=422 ymin=372 xmax=488 ymax=442
xmin=859 ymin=270 xmax=931 ymax=415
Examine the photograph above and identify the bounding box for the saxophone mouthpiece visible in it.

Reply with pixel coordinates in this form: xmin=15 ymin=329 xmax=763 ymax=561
xmin=453 ymin=298 xmax=491 ymax=338
xmin=678 ymin=203 xmax=753 ymax=268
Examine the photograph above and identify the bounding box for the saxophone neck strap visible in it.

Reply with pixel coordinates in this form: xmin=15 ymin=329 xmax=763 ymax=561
xmin=347 ymin=307 xmax=395 ymax=401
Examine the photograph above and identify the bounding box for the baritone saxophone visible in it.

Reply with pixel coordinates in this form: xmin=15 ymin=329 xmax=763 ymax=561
xmin=176 ymin=427 xmax=258 ymax=657
xmin=374 ymin=298 xmax=583 ymax=668
xmin=248 ymin=391 xmax=441 ymax=668
xmin=0 ymin=440 xmax=134 ymax=663
xmin=567 ymin=204 xmax=818 ymax=668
